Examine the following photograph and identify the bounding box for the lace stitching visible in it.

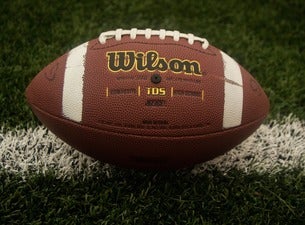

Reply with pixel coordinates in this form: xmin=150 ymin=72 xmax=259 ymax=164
xmin=99 ymin=28 xmax=209 ymax=49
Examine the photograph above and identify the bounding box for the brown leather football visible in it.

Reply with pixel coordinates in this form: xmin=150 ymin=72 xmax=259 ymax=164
xmin=26 ymin=28 xmax=269 ymax=169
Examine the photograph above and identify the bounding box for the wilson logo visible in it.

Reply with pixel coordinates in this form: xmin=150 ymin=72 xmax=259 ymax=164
xmin=106 ymin=50 xmax=202 ymax=76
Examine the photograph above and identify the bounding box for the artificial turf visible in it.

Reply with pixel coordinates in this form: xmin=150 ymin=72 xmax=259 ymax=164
xmin=1 ymin=0 xmax=305 ymax=224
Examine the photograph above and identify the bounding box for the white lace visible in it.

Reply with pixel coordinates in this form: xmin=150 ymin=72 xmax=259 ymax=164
xmin=99 ymin=28 xmax=209 ymax=49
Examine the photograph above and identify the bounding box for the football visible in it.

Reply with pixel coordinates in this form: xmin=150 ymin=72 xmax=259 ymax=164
xmin=26 ymin=28 xmax=269 ymax=169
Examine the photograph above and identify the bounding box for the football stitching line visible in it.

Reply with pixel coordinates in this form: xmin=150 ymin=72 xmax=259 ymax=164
xmin=30 ymin=103 xmax=267 ymax=139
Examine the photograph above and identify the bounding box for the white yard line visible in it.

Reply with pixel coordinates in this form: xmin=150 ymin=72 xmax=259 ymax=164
xmin=0 ymin=114 xmax=304 ymax=179
xmin=193 ymin=114 xmax=305 ymax=175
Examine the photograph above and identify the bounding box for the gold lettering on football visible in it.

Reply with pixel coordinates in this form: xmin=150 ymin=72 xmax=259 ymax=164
xmin=106 ymin=50 xmax=202 ymax=76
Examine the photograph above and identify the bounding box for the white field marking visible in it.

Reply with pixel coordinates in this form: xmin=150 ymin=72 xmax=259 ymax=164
xmin=0 ymin=126 xmax=112 ymax=180
xmin=0 ymin=114 xmax=304 ymax=179
xmin=193 ymin=114 xmax=305 ymax=175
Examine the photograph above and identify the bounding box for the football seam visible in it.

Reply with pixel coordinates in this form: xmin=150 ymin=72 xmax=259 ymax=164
xmin=29 ymin=103 xmax=267 ymax=139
